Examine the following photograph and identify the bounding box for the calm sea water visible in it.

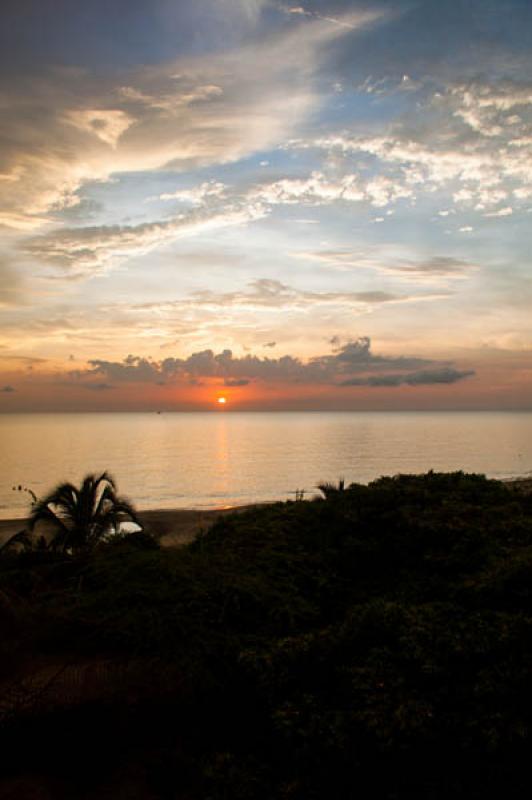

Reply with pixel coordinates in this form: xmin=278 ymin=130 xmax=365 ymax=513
xmin=0 ymin=412 xmax=531 ymax=519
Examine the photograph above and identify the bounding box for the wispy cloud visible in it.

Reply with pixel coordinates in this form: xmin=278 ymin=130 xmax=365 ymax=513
xmin=1 ymin=1 xmax=530 ymax=410
xmin=0 ymin=11 xmax=364 ymax=232
xmin=278 ymin=4 xmax=384 ymax=32
xmin=341 ymin=367 xmax=474 ymax=387
xmin=24 ymin=204 xmax=267 ymax=276
xmin=0 ymin=255 xmax=23 ymax=306
xmin=133 ymin=278 xmax=447 ymax=313
xmin=294 ymin=251 xmax=479 ymax=282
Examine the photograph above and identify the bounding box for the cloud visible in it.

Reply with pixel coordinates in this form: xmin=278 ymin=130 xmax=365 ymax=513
xmin=278 ymin=4 xmax=383 ymax=32
xmin=0 ymin=9 xmax=373 ymax=231
xmin=134 ymin=278 xmax=444 ymax=315
xmin=64 ymin=109 xmax=135 ymax=148
xmin=1 ymin=385 xmax=15 ymax=392
xmin=0 ymin=355 xmax=47 ymax=367
xmin=191 ymin=278 xmax=401 ymax=309
xmin=311 ymin=336 xmax=433 ymax=373
xmin=82 ymin=382 xmax=115 ymax=391
xmin=0 ymin=277 xmax=445 ymax=358
xmin=341 ymin=367 xmax=474 ymax=387
xmin=80 ymin=337 xmax=473 ymax=389
xmin=402 ymin=368 xmax=475 ymax=385
xmin=0 ymin=270 xmax=449 ymax=362
xmin=224 ymin=378 xmax=250 ymax=386
xmin=13 ymin=66 xmax=526 ymax=283
xmin=484 ymin=206 xmax=513 ymax=218
xmin=0 ymin=256 xmax=23 ymax=306
xmin=159 ymin=181 xmax=227 ymax=204
xmin=24 ymin=203 xmax=267 ymax=276
xmin=248 ymin=170 xmax=413 ymax=208
xmin=57 ymin=379 xmax=115 ymax=391
xmin=358 ymin=73 xmax=424 ymax=96
xmin=295 ymin=251 xmax=478 ymax=281
xmin=287 ymin=77 xmax=532 ymax=215
xmin=82 ymin=355 xmax=160 ymax=383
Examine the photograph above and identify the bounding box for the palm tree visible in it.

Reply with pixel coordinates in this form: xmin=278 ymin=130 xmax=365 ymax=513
xmin=29 ymin=472 xmax=141 ymax=554
xmin=317 ymin=478 xmax=346 ymax=499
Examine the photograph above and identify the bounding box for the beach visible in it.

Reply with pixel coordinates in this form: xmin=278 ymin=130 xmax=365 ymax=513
xmin=0 ymin=505 xmax=261 ymax=550
xmin=2 ymin=477 xmax=531 ymax=551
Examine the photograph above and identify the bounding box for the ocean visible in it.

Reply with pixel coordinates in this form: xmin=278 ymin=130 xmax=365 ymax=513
xmin=0 ymin=411 xmax=531 ymax=520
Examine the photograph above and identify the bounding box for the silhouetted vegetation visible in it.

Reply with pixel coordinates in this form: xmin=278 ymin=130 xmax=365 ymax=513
xmin=2 ymin=472 xmax=142 ymax=557
xmin=1 ymin=472 xmax=532 ymax=798
xmin=317 ymin=477 xmax=346 ymax=497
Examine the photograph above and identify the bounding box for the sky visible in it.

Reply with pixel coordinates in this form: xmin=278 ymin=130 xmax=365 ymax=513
xmin=0 ymin=0 xmax=531 ymax=411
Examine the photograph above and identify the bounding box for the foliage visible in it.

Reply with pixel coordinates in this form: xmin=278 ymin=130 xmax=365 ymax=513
xmin=0 ymin=528 xmax=33 ymax=555
xmin=2 ymin=472 xmax=532 ymax=798
xmin=316 ymin=477 xmax=345 ymax=498
xmin=27 ymin=472 xmax=141 ymax=555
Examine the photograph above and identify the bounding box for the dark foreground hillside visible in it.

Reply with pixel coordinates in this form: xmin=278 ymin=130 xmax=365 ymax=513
xmin=1 ymin=472 xmax=532 ymax=799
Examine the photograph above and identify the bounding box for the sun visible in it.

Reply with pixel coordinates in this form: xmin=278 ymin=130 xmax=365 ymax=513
xmin=217 ymin=397 xmax=227 ymax=405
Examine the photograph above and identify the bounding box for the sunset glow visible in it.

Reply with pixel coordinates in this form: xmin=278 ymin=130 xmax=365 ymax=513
xmin=2 ymin=7 xmax=532 ymax=795
xmin=0 ymin=1 xmax=530 ymax=411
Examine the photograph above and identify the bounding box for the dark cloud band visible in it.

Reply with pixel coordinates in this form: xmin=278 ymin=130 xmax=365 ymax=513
xmin=80 ymin=337 xmax=474 ymax=389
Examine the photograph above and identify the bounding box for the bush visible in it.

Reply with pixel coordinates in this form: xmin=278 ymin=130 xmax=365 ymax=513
xmin=2 ymin=472 xmax=532 ymax=799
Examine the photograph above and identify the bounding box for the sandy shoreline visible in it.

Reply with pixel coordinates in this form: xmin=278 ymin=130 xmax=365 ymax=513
xmin=0 ymin=505 xmax=262 ymax=549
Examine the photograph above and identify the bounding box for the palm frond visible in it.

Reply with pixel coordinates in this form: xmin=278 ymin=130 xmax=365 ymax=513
xmin=94 ymin=500 xmax=142 ymax=538
xmin=25 ymin=472 xmax=140 ymax=554
xmin=95 ymin=471 xmax=116 ymax=491
xmin=31 ymin=482 xmax=79 ymax=520
xmin=317 ymin=479 xmax=346 ymax=499
xmin=29 ymin=500 xmax=71 ymax=531
xmin=93 ymin=483 xmax=118 ymax=519
xmin=111 ymin=499 xmax=142 ymax=526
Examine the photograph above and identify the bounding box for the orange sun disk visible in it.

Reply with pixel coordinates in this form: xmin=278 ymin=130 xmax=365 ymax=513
xmin=217 ymin=397 xmax=227 ymax=404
